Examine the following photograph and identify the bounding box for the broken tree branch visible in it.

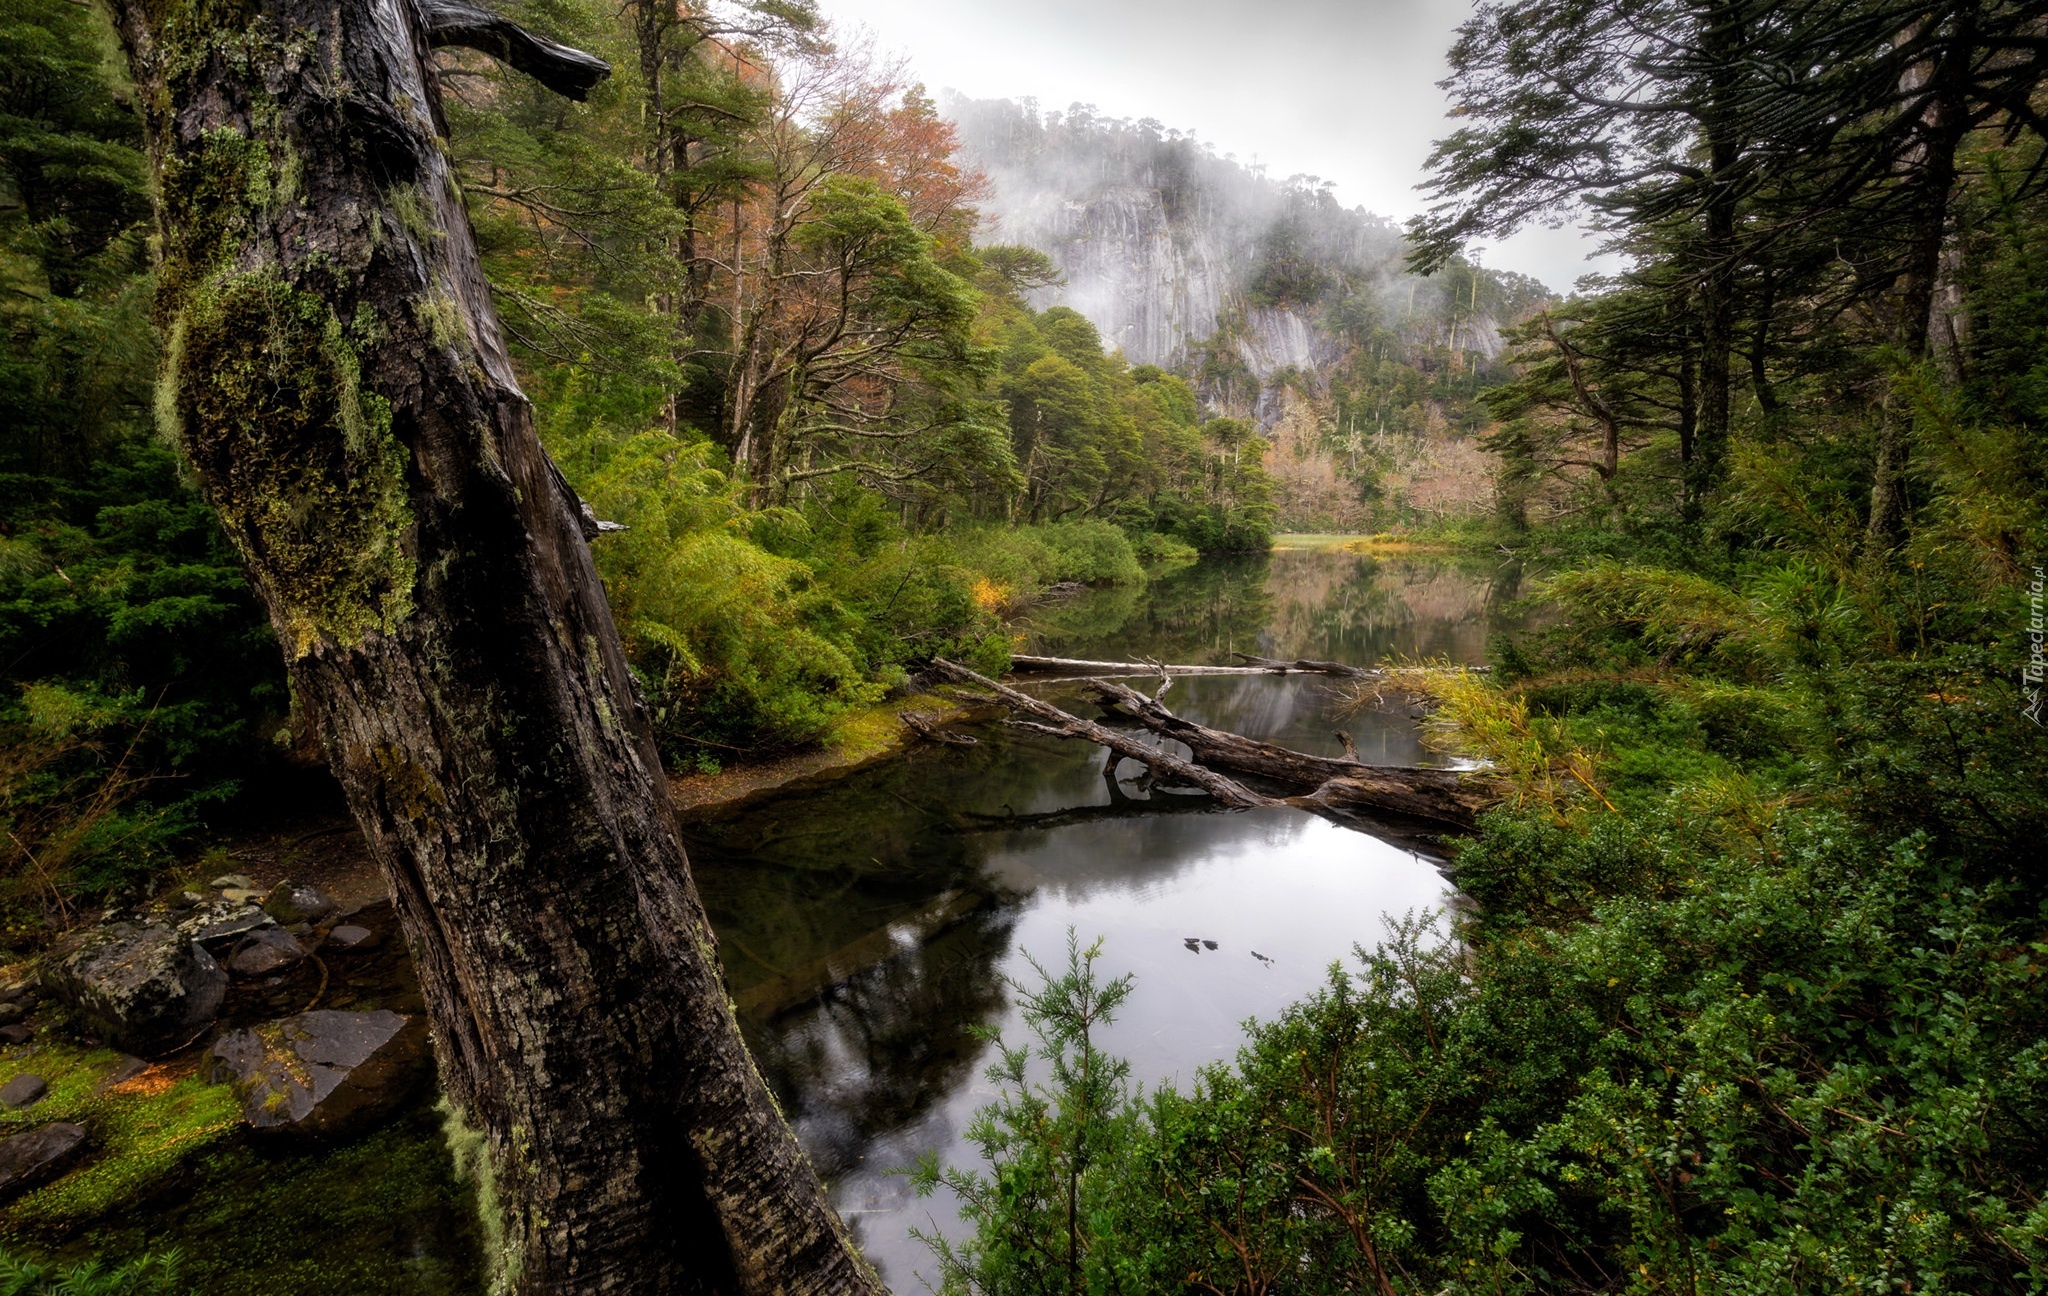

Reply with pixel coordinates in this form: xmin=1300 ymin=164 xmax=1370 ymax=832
xmin=1009 ymin=653 xmax=1365 ymax=677
xmin=422 ymin=0 xmax=612 ymax=100
xmin=1080 ymin=679 xmax=1499 ymax=829
xmin=927 ymin=660 xmax=1278 ymax=808
xmin=931 ymin=660 xmax=1501 ymax=831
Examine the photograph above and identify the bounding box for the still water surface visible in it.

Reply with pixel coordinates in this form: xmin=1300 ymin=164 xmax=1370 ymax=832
xmin=684 ymin=543 xmax=1530 ymax=1288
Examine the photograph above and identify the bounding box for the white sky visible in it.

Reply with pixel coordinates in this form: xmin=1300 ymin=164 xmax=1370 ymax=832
xmin=820 ymin=0 xmax=1613 ymax=293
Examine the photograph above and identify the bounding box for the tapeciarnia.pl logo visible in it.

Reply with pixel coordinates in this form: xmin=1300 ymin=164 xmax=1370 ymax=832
xmin=2026 ymin=566 xmax=2046 ymax=726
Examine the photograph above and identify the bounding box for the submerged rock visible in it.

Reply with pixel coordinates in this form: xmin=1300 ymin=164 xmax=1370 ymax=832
xmin=228 ymin=929 xmax=306 ymax=978
xmin=43 ymin=920 xmax=227 ymax=1053
xmin=262 ymin=880 xmax=335 ymax=926
xmin=324 ymin=925 xmax=377 ymax=952
xmin=0 ymin=1122 xmax=86 ymax=1197
xmin=207 ymin=1009 xmax=426 ymax=1137
xmin=0 ymin=1074 xmax=46 ymax=1108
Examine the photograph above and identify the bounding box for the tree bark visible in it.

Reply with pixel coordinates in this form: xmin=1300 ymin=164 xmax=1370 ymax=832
xmin=108 ymin=0 xmax=879 ymax=1291
xmin=1869 ymin=0 xmax=1976 ymax=546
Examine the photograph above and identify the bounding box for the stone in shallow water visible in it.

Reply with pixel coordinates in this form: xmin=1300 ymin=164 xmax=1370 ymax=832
xmin=263 ymin=880 xmax=335 ymax=926
xmin=207 ymin=1010 xmax=426 ymax=1137
xmin=228 ymin=928 xmax=306 ymax=978
xmin=0 ymin=1074 xmax=46 ymax=1109
xmin=0 ymin=1122 xmax=86 ymax=1197
xmin=324 ymin=925 xmax=377 ymax=951
xmin=42 ymin=920 xmax=227 ymax=1053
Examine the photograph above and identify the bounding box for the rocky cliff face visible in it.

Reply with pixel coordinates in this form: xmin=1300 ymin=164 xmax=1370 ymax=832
xmin=945 ymin=95 xmax=1507 ymax=389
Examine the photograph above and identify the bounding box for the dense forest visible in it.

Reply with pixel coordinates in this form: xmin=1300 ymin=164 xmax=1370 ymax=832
xmin=952 ymin=94 xmax=1558 ymax=529
xmin=1 ymin=0 xmax=2044 ymax=1289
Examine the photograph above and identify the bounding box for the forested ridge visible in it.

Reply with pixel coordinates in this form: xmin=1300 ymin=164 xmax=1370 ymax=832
xmin=0 ymin=0 xmax=2044 ymax=1289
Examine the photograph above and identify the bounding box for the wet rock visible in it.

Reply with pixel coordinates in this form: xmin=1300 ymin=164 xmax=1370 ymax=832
xmin=262 ymin=880 xmax=335 ymax=926
xmin=228 ymin=929 xmax=306 ymax=978
xmin=0 ymin=1122 xmax=86 ymax=1197
xmin=207 ymin=1010 xmax=427 ymax=1137
xmin=42 ymin=920 xmax=228 ymax=1054
xmin=173 ymin=898 xmax=274 ymax=948
xmin=325 ymin=925 xmax=377 ymax=952
xmin=1 ymin=1074 xmax=46 ymax=1109
xmin=0 ymin=1026 xmax=31 ymax=1046
xmin=208 ymin=873 xmax=255 ymax=891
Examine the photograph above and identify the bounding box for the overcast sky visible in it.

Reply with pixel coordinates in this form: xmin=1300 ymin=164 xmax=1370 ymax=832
xmin=820 ymin=0 xmax=1612 ymax=292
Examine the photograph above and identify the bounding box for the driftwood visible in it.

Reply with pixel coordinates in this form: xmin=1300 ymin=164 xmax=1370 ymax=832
xmin=931 ymin=660 xmax=1499 ymax=831
xmin=1229 ymin=652 xmax=1369 ymax=677
xmin=1080 ymin=679 xmax=1499 ymax=828
xmin=928 ymin=661 xmax=1279 ymax=808
xmin=900 ymin=710 xmax=977 ymax=745
xmin=1009 ymin=653 xmax=1486 ymax=681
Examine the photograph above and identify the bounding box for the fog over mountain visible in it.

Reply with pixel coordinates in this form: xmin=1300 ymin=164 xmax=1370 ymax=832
xmin=948 ymin=94 xmax=1550 ymax=402
xmin=823 ymin=0 xmax=1614 ymax=291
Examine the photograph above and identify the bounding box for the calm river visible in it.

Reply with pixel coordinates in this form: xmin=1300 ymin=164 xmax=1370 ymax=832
xmin=682 ymin=540 xmax=1532 ymax=1289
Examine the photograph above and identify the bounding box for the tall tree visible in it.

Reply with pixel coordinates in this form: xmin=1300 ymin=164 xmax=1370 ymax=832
xmin=102 ymin=0 xmax=880 ymax=1290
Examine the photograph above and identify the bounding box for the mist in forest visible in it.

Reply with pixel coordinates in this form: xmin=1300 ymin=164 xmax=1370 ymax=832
xmin=825 ymin=0 xmax=1610 ymax=289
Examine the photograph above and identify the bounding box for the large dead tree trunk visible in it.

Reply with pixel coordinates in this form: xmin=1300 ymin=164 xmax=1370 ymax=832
xmin=107 ymin=1 xmax=878 ymax=1291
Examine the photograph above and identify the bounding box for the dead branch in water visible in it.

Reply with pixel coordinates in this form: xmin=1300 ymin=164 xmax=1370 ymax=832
xmin=900 ymin=710 xmax=977 ymax=745
xmin=930 ymin=660 xmax=1499 ymax=831
xmin=1009 ymin=653 xmax=1365 ymax=677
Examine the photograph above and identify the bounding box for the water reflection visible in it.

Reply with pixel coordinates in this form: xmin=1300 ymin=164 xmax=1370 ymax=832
xmin=686 ymin=551 xmax=1531 ymax=1290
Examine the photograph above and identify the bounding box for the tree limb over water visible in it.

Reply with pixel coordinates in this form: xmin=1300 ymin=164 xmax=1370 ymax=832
xmin=930 ymin=661 xmax=1500 ymax=831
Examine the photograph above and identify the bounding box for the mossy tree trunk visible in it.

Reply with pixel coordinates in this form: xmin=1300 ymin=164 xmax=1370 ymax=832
xmin=104 ymin=0 xmax=881 ymax=1291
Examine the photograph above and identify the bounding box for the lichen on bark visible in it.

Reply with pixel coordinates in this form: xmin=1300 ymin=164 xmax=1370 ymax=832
xmin=174 ymin=268 xmax=416 ymax=656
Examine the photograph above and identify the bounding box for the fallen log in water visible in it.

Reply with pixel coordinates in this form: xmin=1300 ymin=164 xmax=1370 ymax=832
xmin=931 ymin=660 xmax=1499 ymax=831
xmin=1079 ymin=679 xmax=1499 ymax=829
xmin=1008 ymin=653 xmax=1365 ymax=677
xmin=927 ymin=660 xmax=1278 ymax=808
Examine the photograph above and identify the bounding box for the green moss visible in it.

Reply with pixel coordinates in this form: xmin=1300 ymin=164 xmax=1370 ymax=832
xmin=0 ymin=1043 xmax=241 ymax=1233
xmin=154 ymin=125 xmax=272 ymax=328
xmin=55 ymin=1097 xmax=485 ymax=1296
xmin=413 ymin=287 xmax=468 ymax=356
xmin=439 ymin=1099 xmax=516 ymax=1296
xmin=172 ymin=269 xmax=416 ymax=656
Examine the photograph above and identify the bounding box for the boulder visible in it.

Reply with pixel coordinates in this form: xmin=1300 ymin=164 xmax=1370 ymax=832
xmin=0 ymin=1123 xmax=86 ymax=1197
xmin=42 ymin=920 xmax=228 ymax=1054
xmin=228 ymin=929 xmax=306 ymax=978
xmin=0 ymin=1074 xmax=46 ymax=1109
xmin=325 ymin=925 xmax=378 ymax=952
xmin=208 ymin=873 xmax=255 ymax=891
xmin=207 ymin=1010 xmax=426 ymax=1137
xmin=0 ymin=1003 xmax=23 ymax=1026
xmin=262 ymin=880 xmax=335 ymax=926
xmin=0 ymin=1026 xmax=30 ymax=1046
